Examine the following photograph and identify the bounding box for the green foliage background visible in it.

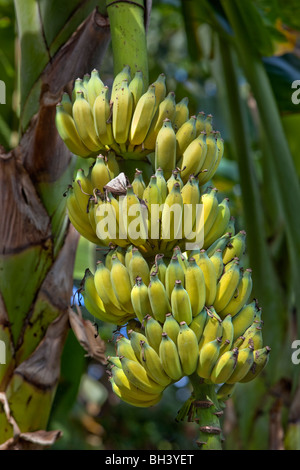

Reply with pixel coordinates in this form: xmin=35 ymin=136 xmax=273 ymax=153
xmin=1 ymin=0 xmax=300 ymax=450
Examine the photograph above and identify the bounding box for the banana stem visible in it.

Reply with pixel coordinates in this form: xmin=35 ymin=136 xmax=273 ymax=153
xmin=188 ymin=374 xmax=224 ymax=450
xmin=105 ymin=0 xmax=149 ymax=86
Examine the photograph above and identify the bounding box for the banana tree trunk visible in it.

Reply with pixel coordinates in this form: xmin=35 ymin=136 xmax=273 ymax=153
xmin=0 ymin=5 xmax=111 ymax=449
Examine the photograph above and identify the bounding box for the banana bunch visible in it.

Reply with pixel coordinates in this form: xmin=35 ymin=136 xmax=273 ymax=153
xmin=105 ymin=294 xmax=269 ymax=408
xmin=66 ymin=164 xmax=233 ymax=257
xmin=56 ymin=66 xmax=224 ymax=186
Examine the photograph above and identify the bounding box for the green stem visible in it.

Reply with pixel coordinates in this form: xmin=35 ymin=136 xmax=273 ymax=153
xmin=105 ymin=0 xmax=149 ymax=85
xmin=188 ymin=374 xmax=224 ymax=450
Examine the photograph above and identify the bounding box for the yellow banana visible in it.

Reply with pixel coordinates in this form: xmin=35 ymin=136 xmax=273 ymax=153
xmin=165 ymin=254 xmax=186 ymax=300
xmin=144 ymin=314 xmax=163 ymax=354
xmin=72 ymin=77 xmax=88 ymax=102
xmin=184 ymin=257 xmax=206 ymax=317
xmin=82 ymin=269 xmax=131 ymax=324
xmin=181 ymin=175 xmax=201 ymax=245
xmin=131 ymin=169 xmax=146 ymax=199
xmin=232 ymin=300 xmax=259 ymax=341
xmin=209 ymin=131 xmax=224 ymax=179
xmin=239 ymin=346 xmax=271 ymax=383
xmin=159 ymin=332 xmax=183 ymax=382
xmin=148 ymin=272 xmax=172 ymax=324
xmin=219 ymin=268 xmax=253 ymax=318
xmin=216 ymin=382 xmax=236 ymax=402
xmin=140 ymin=340 xmax=172 ymax=387
xmin=110 ymin=65 xmax=131 ymax=105
xmin=61 ymin=92 xmax=73 ymax=115
xmin=93 ymin=86 xmax=114 ymax=147
xmin=162 ymin=313 xmax=180 ymax=344
xmin=128 ymin=247 xmax=150 ymax=286
xmin=219 ymin=314 xmax=234 ymax=355
xmin=110 ymin=254 xmax=134 ymax=313
xmin=198 ymin=308 xmax=223 ymax=349
xmin=204 ymin=114 xmax=214 ymax=135
xmin=206 ymin=231 xmax=232 ymax=258
xmin=73 ymin=167 xmax=94 ymax=214
xmin=155 ymin=167 xmax=168 ymax=202
xmin=107 ymin=355 xmax=122 ymax=368
xmin=200 ymin=187 xmax=219 ymax=236
xmin=120 ymin=356 xmax=165 ymax=394
xmin=179 ymin=132 xmax=208 ymax=183
xmin=66 ymin=188 xmax=100 ymax=244
xmin=154 ymin=118 xmax=177 ymax=179
xmin=213 ymin=259 xmax=242 ymax=313
xmin=90 ymin=155 xmax=112 ymax=192
xmin=72 ymin=91 xmax=102 ymax=152
xmin=238 ymin=315 xmax=264 ymax=350
xmin=197 ymin=337 xmax=222 ymax=379
xmin=177 ymin=321 xmax=199 ymax=376
xmin=227 ymin=345 xmax=255 ymax=384
xmin=166 ymin=169 xmax=184 ymax=193
xmin=122 ymin=185 xmax=148 ymax=246
xmin=150 ymin=253 xmax=167 ymax=285
xmin=144 ymin=91 xmax=176 ymax=150
xmin=86 ymin=68 xmax=105 ymax=109
xmin=128 ymin=328 xmax=148 ymax=362
xmin=175 ymin=115 xmax=197 ymax=161
xmin=197 ymin=133 xmax=219 ymax=186
xmin=116 ymin=334 xmax=138 ymax=362
xmin=94 ymin=260 xmax=125 ymax=312
xmin=151 ymin=73 xmax=167 ymax=112
xmin=222 ymin=230 xmax=247 ymax=264
xmin=173 ymin=97 xmax=189 ymax=132
xmin=171 ymin=279 xmax=193 ymax=325
xmin=112 ymin=79 xmax=133 ymax=145
xmin=209 ymin=248 xmax=224 ymax=280
xmin=209 ymin=348 xmax=239 ymax=385
xmin=129 ymin=70 xmax=145 ymax=109
xmin=193 ymin=249 xmax=217 ymax=306
xmin=160 ymin=182 xmax=184 ymax=245
xmin=195 ymin=111 xmax=205 ymax=136
xmin=109 ymin=376 xmax=162 ymax=408
xmin=129 ymin=84 xmax=157 ymax=146
xmin=130 ymin=278 xmax=153 ymax=323
xmin=189 ymin=308 xmax=208 ymax=342
xmin=203 ymin=197 xmax=231 ymax=249
xmin=55 ymin=104 xmax=91 ymax=157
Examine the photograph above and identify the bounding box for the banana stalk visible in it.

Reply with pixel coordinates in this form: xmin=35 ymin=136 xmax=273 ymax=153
xmin=181 ymin=374 xmax=224 ymax=450
xmin=106 ymin=0 xmax=149 ymax=87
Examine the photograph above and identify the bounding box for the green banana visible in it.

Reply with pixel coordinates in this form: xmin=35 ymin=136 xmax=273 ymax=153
xmin=159 ymin=332 xmax=183 ymax=382
xmin=148 ymin=272 xmax=171 ymax=324
xmin=140 ymin=340 xmax=172 ymax=387
xmin=184 ymin=257 xmax=206 ymax=317
xmin=209 ymin=348 xmax=239 ymax=384
xmin=162 ymin=313 xmax=180 ymax=344
xmin=171 ymin=280 xmax=193 ymax=326
xmin=173 ymin=97 xmax=189 ymax=132
xmin=154 ymin=118 xmax=177 ymax=179
xmin=130 ymin=277 xmax=153 ymax=323
xmin=197 ymin=337 xmax=222 ymax=379
xmin=144 ymin=314 xmax=163 ymax=354
xmin=177 ymin=321 xmax=199 ymax=376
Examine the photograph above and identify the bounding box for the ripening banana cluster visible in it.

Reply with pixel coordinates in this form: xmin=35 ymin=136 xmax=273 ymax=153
xmin=81 ymin=234 xmax=270 ymax=407
xmin=61 ymin=66 xmax=270 ymax=410
xmin=66 ymin=162 xmax=233 ymax=256
xmin=55 ymin=66 xmax=223 ymax=184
